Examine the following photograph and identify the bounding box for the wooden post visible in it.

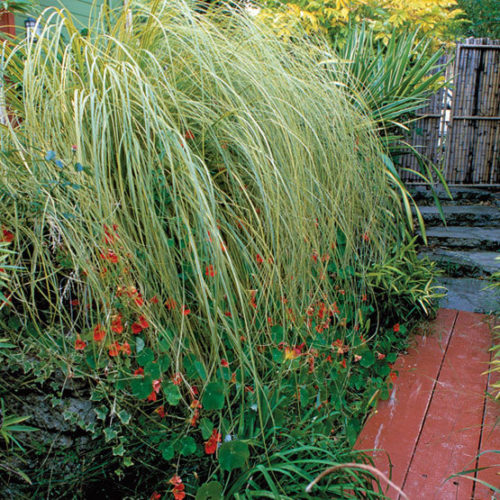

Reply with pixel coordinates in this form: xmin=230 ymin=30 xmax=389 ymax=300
xmin=0 ymin=10 xmax=15 ymax=38
xmin=0 ymin=10 xmax=16 ymax=125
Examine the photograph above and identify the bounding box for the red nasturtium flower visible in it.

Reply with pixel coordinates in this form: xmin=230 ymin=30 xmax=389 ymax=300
xmin=190 ymin=408 xmax=200 ymax=427
xmin=184 ymin=130 xmax=195 ymax=140
xmin=190 ymin=399 xmax=201 ymax=409
xmin=377 ymin=352 xmax=386 ymax=360
xmin=155 ymin=406 xmax=166 ymax=418
xmin=74 ymin=335 xmax=87 ymax=351
xmin=249 ymin=290 xmax=257 ymax=309
xmin=150 ymin=492 xmax=161 ymax=500
xmin=205 ymin=265 xmax=216 ymax=277
xmin=165 ymin=298 xmax=177 ymax=310
xmin=220 ymin=359 xmax=229 ymax=368
xmin=131 ymin=315 xmax=149 ymax=334
xmin=169 ymin=475 xmax=185 ymax=500
xmin=340 ymin=359 xmax=347 ymax=369
xmin=131 ymin=322 xmax=143 ymax=334
xmin=108 ymin=341 xmax=121 ymax=357
xmin=181 ymin=306 xmax=190 ymax=316
xmin=204 ymin=429 xmax=222 ymax=455
xmin=111 ymin=314 xmax=123 ymax=334
xmin=171 ymin=373 xmax=182 ymax=385
xmin=135 ymin=294 xmax=144 ymax=307
xmin=255 ymin=254 xmax=263 ymax=265
xmin=103 ymin=224 xmax=118 ymax=245
xmin=1 ymin=228 xmax=14 ymax=243
xmin=134 ymin=367 xmax=144 ymax=376
xmin=147 ymin=391 xmax=157 ymax=402
xmin=150 ymin=295 xmax=159 ymax=304
xmin=362 ymin=232 xmax=370 ymax=242
xmin=121 ymin=342 xmax=131 ymax=356
xmin=152 ymin=379 xmax=162 ymax=394
xmin=100 ymin=249 xmax=119 ymax=263
xmin=393 ymin=323 xmax=400 ymax=333
xmin=93 ymin=324 xmax=106 ymax=342
xmin=390 ymin=371 xmax=398 ymax=383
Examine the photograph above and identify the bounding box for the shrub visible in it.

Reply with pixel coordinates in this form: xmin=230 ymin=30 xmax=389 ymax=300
xmin=258 ymin=0 xmax=463 ymax=45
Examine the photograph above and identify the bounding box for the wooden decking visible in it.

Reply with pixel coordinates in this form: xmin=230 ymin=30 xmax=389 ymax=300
xmin=355 ymin=309 xmax=499 ymax=499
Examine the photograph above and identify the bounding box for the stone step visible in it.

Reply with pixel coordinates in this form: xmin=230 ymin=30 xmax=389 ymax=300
xmin=416 ymin=205 xmax=500 ymax=227
xmin=419 ymin=249 xmax=500 ymax=277
xmin=436 ymin=277 xmax=499 ymax=314
xmin=410 ymin=186 xmax=500 ymax=207
xmin=422 ymin=226 xmax=500 ymax=251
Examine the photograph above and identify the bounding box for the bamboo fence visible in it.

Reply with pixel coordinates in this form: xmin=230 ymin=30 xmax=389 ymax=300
xmin=400 ymin=38 xmax=499 ymax=186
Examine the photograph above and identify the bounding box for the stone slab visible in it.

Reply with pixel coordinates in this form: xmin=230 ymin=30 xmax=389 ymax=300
xmin=437 ymin=277 xmax=499 ymax=314
xmin=419 ymin=249 xmax=500 ymax=276
xmin=424 ymin=226 xmax=500 ymax=251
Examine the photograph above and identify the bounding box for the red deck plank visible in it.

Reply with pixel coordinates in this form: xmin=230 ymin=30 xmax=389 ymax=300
xmin=474 ymin=350 xmax=500 ymax=500
xmin=354 ymin=308 xmax=458 ymax=498
xmin=402 ymin=311 xmax=492 ymax=500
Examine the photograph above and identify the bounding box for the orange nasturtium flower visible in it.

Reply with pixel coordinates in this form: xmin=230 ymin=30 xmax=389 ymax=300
xmin=93 ymin=324 xmax=106 ymax=342
xmin=169 ymin=475 xmax=185 ymax=500
xmin=108 ymin=342 xmax=121 ymax=357
xmin=121 ymin=342 xmax=131 ymax=356
xmin=155 ymin=406 xmax=166 ymax=418
xmin=131 ymin=315 xmax=149 ymax=334
xmin=74 ymin=335 xmax=87 ymax=350
xmin=165 ymin=297 xmax=177 ymax=310
xmin=1 ymin=228 xmax=14 ymax=243
xmin=111 ymin=314 xmax=123 ymax=334
xmin=204 ymin=429 xmax=222 ymax=455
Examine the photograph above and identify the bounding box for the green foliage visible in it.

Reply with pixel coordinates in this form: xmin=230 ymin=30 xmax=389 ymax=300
xmin=365 ymin=232 xmax=445 ymax=317
xmin=455 ymin=0 xmax=500 ymax=38
xmin=0 ymin=0 xmax=441 ymax=497
xmin=0 ymin=0 xmax=37 ymax=14
xmin=484 ymin=258 xmax=500 ymax=400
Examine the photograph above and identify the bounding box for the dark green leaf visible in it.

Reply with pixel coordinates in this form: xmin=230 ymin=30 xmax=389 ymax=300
xmin=196 ymin=481 xmax=223 ymax=500
xmin=202 ymin=382 xmax=225 ymax=410
xmin=218 ymin=440 xmax=249 ymax=472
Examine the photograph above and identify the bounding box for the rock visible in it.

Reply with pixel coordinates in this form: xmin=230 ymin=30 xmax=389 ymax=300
xmin=419 ymin=250 xmax=500 ymax=277
xmin=416 ymin=205 xmax=500 ymax=227
xmin=436 ymin=277 xmax=499 ymax=314
xmin=422 ymin=226 xmax=500 ymax=251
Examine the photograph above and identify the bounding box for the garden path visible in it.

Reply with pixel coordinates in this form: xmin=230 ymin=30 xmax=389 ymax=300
xmin=355 ymin=308 xmax=499 ymax=499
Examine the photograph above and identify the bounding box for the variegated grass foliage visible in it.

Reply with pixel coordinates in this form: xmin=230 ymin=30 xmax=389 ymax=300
xmin=1 ymin=0 xmax=403 ymax=372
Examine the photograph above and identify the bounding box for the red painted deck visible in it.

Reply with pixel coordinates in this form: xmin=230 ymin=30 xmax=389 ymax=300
xmin=355 ymin=309 xmax=499 ymax=499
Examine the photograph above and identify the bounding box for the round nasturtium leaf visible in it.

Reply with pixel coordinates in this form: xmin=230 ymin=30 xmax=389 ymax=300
xmin=180 ymin=436 xmax=197 ymax=456
xmin=202 ymin=382 xmax=225 ymax=410
xmin=200 ymin=417 xmax=214 ymax=440
xmin=195 ymin=481 xmax=223 ymax=500
xmin=130 ymin=375 xmax=153 ymax=399
xmin=218 ymin=440 xmax=249 ymax=472
xmin=159 ymin=441 xmax=174 ymax=461
xmin=164 ymin=382 xmax=182 ymax=406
